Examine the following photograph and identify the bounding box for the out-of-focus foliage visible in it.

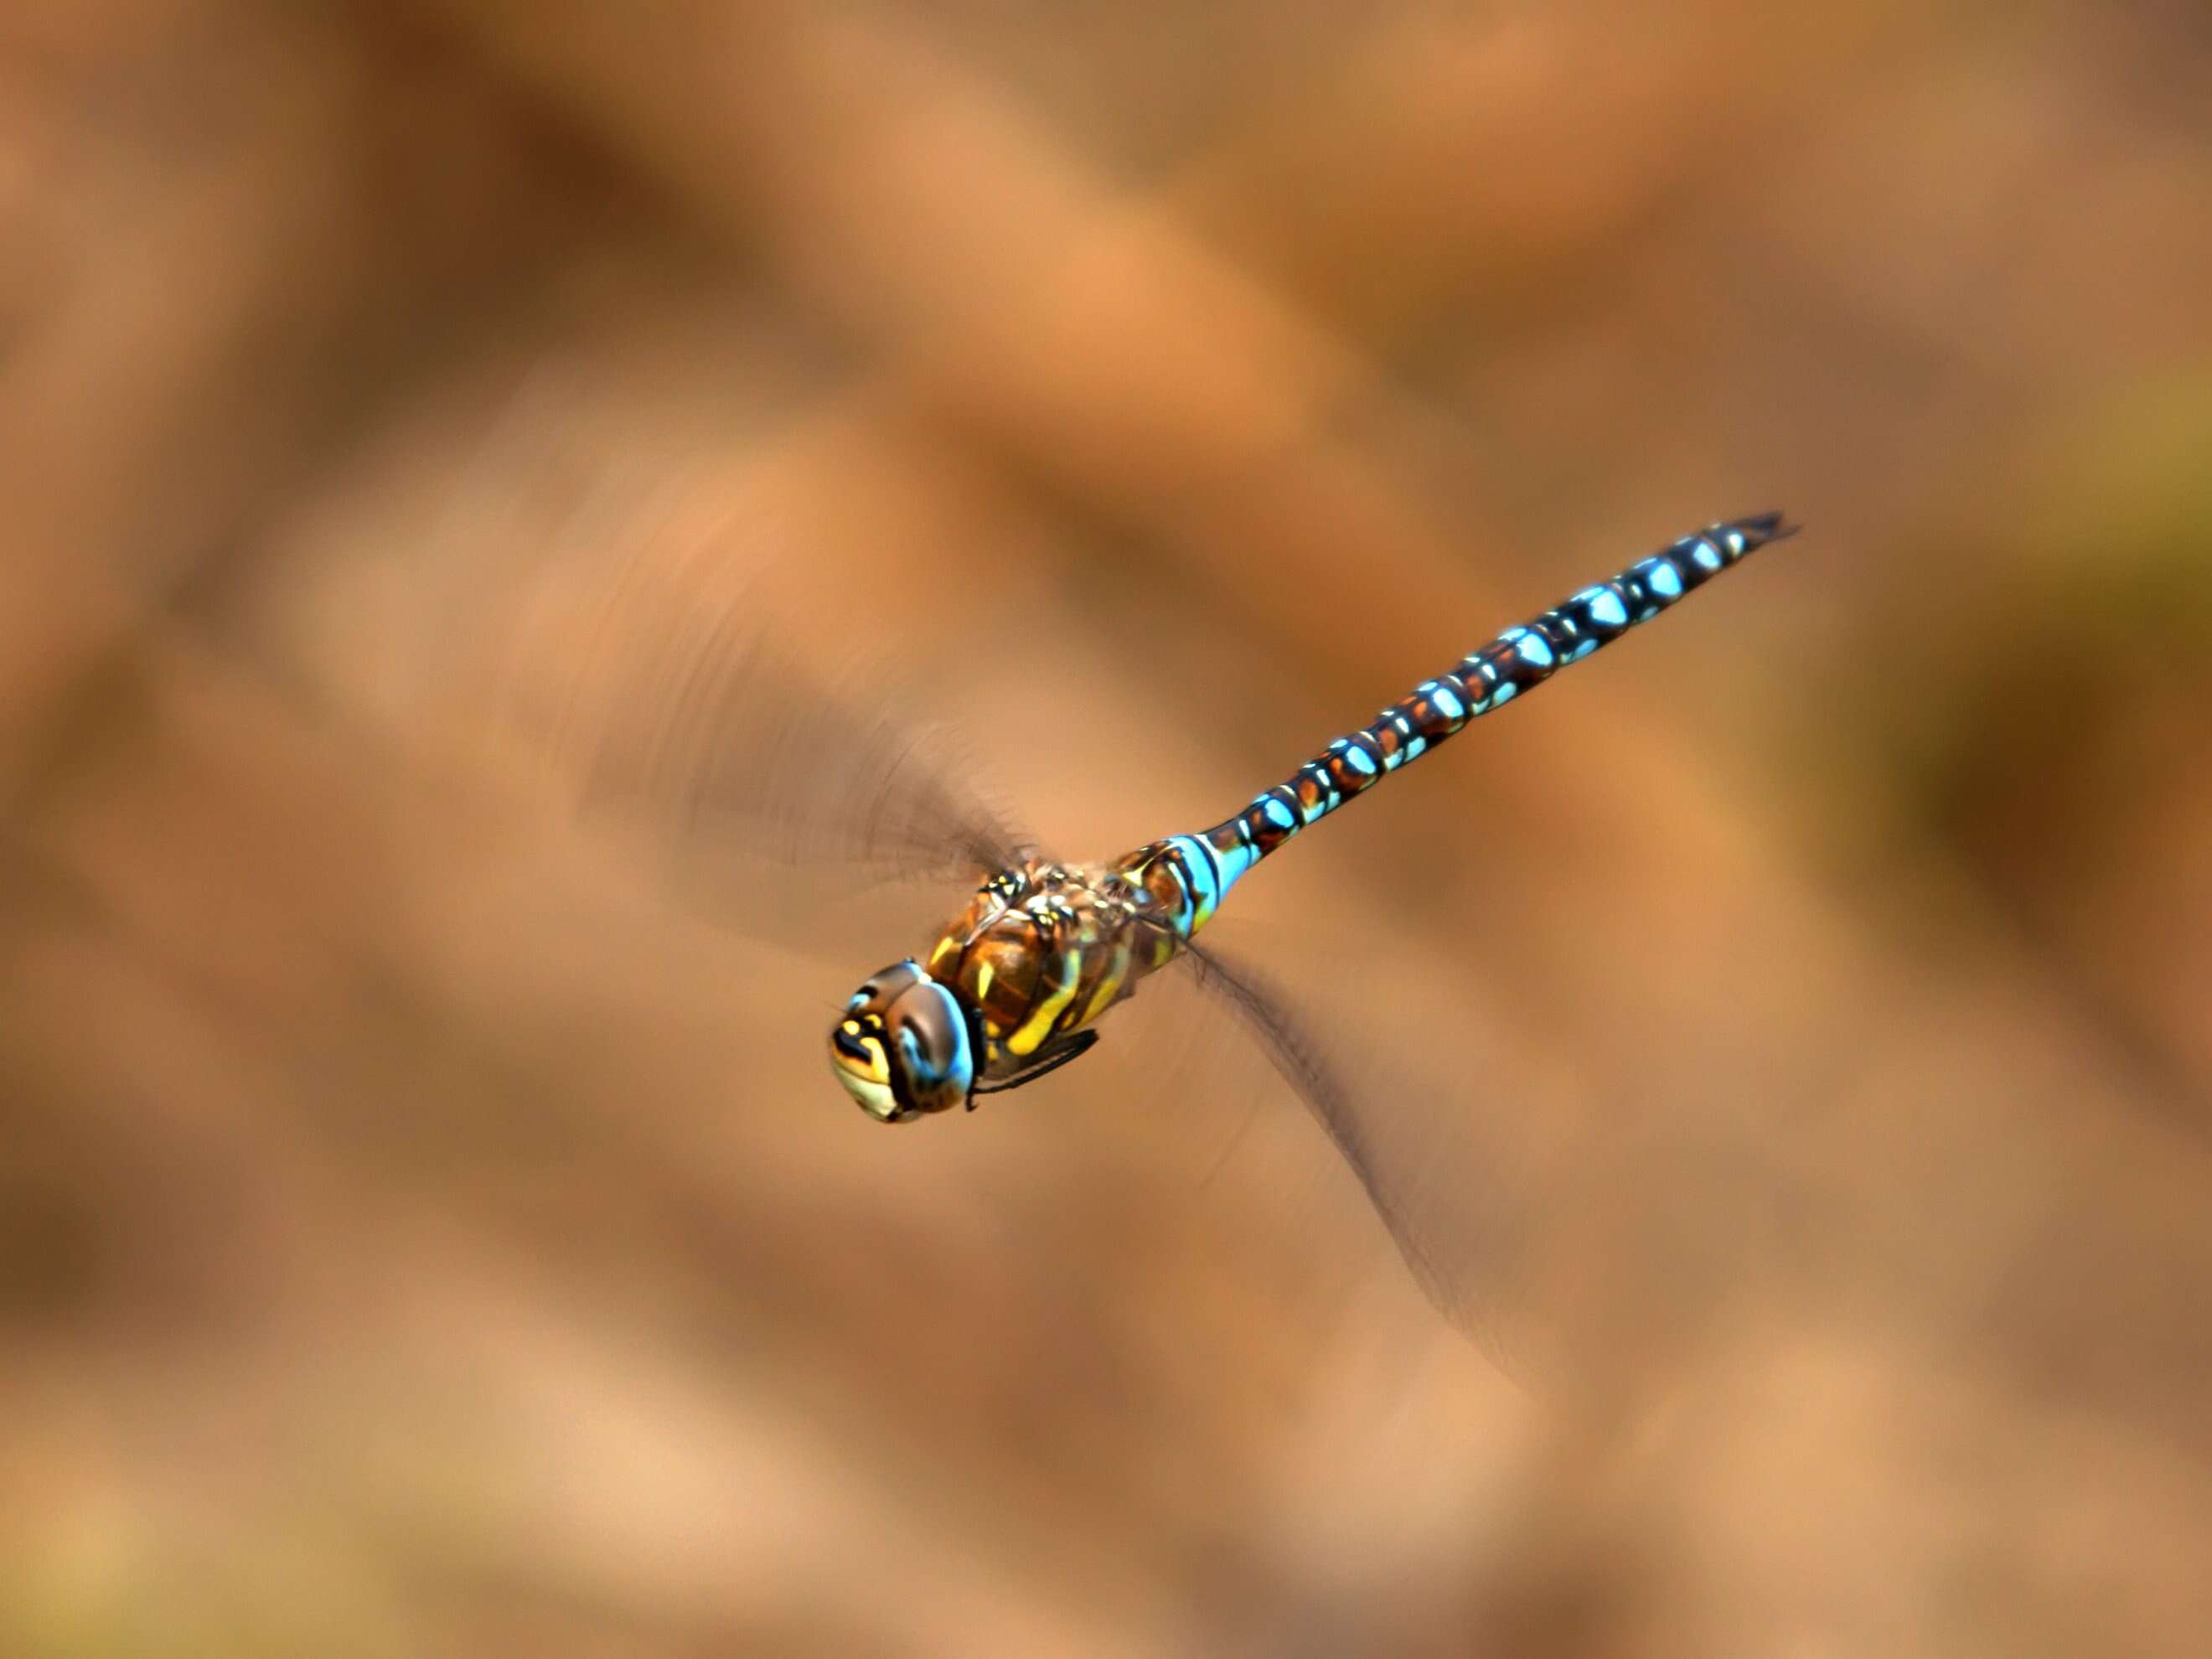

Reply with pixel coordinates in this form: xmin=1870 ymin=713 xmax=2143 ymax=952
xmin=3 ymin=3 xmax=2208 ymax=1655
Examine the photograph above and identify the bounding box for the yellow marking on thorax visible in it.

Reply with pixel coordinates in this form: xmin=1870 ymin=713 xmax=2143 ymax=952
xmin=1005 ymin=949 xmax=1081 ymax=1056
xmin=974 ymin=959 xmax=1002 ymax=1037
xmin=1075 ymin=937 xmax=1132 ymax=1028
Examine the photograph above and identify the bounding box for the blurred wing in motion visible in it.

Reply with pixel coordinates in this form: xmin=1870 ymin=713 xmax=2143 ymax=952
xmin=499 ymin=553 xmax=1031 ymax=894
xmin=1180 ymin=935 xmax=1542 ymax=1378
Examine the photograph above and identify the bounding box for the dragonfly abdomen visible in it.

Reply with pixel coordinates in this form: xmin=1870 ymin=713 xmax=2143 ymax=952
xmin=1195 ymin=510 xmax=1793 ymax=882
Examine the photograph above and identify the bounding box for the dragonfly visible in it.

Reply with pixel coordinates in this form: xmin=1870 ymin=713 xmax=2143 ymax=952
xmin=566 ymin=509 xmax=1793 ymax=1352
xmin=829 ymin=514 xmax=1795 ymax=1122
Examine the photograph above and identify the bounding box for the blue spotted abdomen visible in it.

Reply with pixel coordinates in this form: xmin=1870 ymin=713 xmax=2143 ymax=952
xmin=1190 ymin=512 xmax=1794 ymax=889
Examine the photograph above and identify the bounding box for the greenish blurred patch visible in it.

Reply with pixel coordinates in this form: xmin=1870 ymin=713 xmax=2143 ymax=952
xmin=1806 ymin=372 xmax=2211 ymax=887
xmin=1925 ymin=374 xmax=2210 ymax=858
xmin=3 ymin=1505 xmax=411 ymax=1659
xmin=2018 ymin=374 xmax=2212 ymax=629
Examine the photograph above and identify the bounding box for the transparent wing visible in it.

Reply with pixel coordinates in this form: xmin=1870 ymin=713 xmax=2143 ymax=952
xmin=573 ymin=627 xmax=1026 ymax=886
xmin=1179 ymin=935 xmax=1549 ymax=1382
xmin=488 ymin=549 xmax=1031 ymax=899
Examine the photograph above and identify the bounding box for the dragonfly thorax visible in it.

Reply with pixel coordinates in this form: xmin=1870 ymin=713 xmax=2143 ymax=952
xmin=931 ymin=857 xmax=1176 ymax=1076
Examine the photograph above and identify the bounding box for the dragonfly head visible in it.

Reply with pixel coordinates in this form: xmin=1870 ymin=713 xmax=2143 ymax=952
xmin=829 ymin=959 xmax=977 ymax=1123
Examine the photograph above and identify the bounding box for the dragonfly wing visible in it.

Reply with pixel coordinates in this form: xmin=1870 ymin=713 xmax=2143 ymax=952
xmin=1180 ymin=936 xmax=1541 ymax=1377
xmin=504 ymin=559 xmax=1031 ymax=890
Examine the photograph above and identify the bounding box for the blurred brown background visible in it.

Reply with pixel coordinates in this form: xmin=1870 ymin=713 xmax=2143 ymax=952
xmin=3 ymin=3 xmax=2209 ymax=1655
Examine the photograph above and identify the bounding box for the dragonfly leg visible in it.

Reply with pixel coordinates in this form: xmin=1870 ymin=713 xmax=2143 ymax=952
xmin=970 ymin=1028 xmax=1099 ymax=1101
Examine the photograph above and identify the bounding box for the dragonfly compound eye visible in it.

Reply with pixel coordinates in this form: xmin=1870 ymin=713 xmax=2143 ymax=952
xmin=829 ymin=961 xmax=975 ymax=1122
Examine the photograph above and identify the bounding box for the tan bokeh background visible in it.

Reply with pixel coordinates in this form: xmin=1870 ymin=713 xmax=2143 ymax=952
xmin=4 ymin=3 xmax=2209 ymax=1654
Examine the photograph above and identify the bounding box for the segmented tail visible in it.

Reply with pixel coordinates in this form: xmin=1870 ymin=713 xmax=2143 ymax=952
xmin=1148 ymin=513 xmax=1794 ymax=930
